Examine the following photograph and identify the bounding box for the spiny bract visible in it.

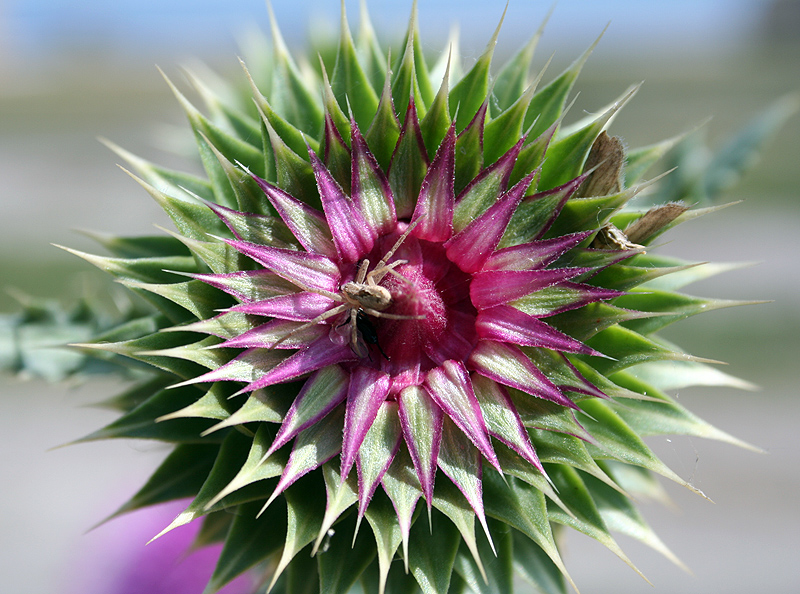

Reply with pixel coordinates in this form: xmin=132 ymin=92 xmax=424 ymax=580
xmin=64 ymin=4 xmax=761 ymax=594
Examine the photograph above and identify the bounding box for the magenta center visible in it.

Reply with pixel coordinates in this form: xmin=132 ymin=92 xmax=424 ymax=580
xmin=350 ymin=229 xmax=478 ymax=382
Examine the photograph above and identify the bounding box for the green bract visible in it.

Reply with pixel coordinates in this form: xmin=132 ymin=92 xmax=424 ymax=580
xmin=5 ymin=3 xmax=787 ymax=594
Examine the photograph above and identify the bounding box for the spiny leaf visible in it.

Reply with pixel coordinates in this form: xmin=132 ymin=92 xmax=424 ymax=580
xmin=525 ymin=29 xmax=605 ymax=139
xmin=264 ymin=2 xmax=324 ymax=135
xmin=184 ymin=65 xmax=262 ymax=149
xmin=545 ymin=465 xmax=646 ymax=581
xmin=512 ymin=530 xmax=567 ymax=594
xmin=389 ymin=99 xmax=429 ymax=219
xmin=119 ymin=279 xmax=223 ymax=321
xmin=204 ymin=424 xmax=286 ymax=509
xmin=625 ymin=359 xmax=757 ymax=392
xmin=198 ymin=132 xmax=270 ymax=214
xmin=244 ymin=58 xmax=319 ymax=158
xmin=331 ymin=2 xmax=380 ymax=130
xmin=701 ymin=94 xmax=798 ymax=199
xmin=578 ymin=399 xmax=707 ymax=496
xmin=101 ymin=138 xmax=215 ymax=203
xmin=163 ymin=68 xmax=265 ymax=188
xmin=150 ymin=430 xmax=266 ymax=541
xmin=317 ymin=512 xmax=377 ymax=594
xmin=364 ymin=493 xmax=404 ymax=594
xmin=540 ymin=84 xmax=639 ymax=190
xmin=491 ymin=10 xmax=548 ymax=113
xmin=419 ymin=52 xmax=452 ymax=158
xmin=432 ymin=478 xmax=487 ymax=586
xmin=453 ymin=517 xmax=513 ymax=594
xmin=118 ymin=169 xmax=225 ymax=241
xmin=582 ymin=472 xmax=688 ymax=571
xmin=608 ymin=372 xmax=760 ymax=450
xmin=73 ymin=384 xmax=218 ymax=443
xmin=81 ymin=230 xmax=190 ymax=260
xmin=449 ymin=7 xmax=504 ymax=131
xmin=408 ymin=509 xmax=461 ymax=594
xmin=260 ymin=114 xmax=320 ymax=205
xmin=482 ymin=471 xmax=578 ymax=593
xmin=586 ymin=324 xmax=716 ymax=375
xmin=367 ymin=68 xmax=402 ymax=171
xmin=269 ymin=478 xmax=327 ymax=591
xmin=354 ymin=0 xmax=387 ymax=91
xmin=530 ymin=428 xmax=621 ymax=493
xmin=454 ymin=102 xmax=487 ymax=195
xmin=204 ymin=499 xmax=287 ymax=594
xmin=615 ymin=289 xmax=760 ymax=335
xmin=391 ymin=8 xmax=426 ymax=117
xmin=158 ymin=383 xmax=239 ymax=423
xmin=102 ymin=443 xmax=218 ymax=522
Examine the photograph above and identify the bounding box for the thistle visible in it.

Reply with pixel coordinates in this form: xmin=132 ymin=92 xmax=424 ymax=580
xmin=35 ymin=3 xmax=783 ymax=593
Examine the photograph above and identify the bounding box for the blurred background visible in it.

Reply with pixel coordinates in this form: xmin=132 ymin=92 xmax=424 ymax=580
xmin=1 ymin=1 xmax=798 ymax=592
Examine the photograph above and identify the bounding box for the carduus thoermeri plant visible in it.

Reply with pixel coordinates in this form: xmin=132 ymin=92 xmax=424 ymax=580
xmin=59 ymin=3 xmax=774 ymax=593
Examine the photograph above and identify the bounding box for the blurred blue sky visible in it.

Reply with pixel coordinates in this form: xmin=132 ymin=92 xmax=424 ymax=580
xmin=4 ymin=0 xmax=766 ymax=66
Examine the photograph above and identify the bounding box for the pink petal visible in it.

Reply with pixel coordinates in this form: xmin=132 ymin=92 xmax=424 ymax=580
xmin=468 ymin=340 xmax=577 ymax=409
xmin=350 ymin=120 xmax=397 ymax=235
xmin=455 ymin=136 xmax=523 ymax=204
xmin=263 ymin=406 xmax=345 ymax=511
xmin=191 ymin=270 xmax=297 ymax=303
xmin=411 ymin=123 xmax=456 ymax=242
xmin=227 ymin=240 xmax=340 ymax=293
xmin=558 ymin=353 xmax=608 ymax=399
xmin=204 ymin=200 xmax=275 ymax=241
xmin=458 ymin=98 xmax=488 ymax=140
xmin=264 ymin=366 xmax=350 ymax=458
xmin=398 ymin=385 xmax=443 ymax=507
xmin=251 ymin=175 xmax=337 ymax=259
xmin=340 ymin=367 xmax=392 ymax=480
xmin=475 ymin=305 xmax=601 ymax=355
xmin=471 ymin=374 xmax=545 ymax=474
xmin=242 ymin=336 xmax=356 ymax=393
xmin=388 ymin=98 xmax=429 ymax=219
xmin=436 ymin=418 xmax=492 ymax=549
xmin=309 ymin=147 xmax=375 ymax=262
xmin=175 ymin=348 xmax=286 ymax=387
xmin=218 ymin=319 xmax=327 ymax=349
xmin=470 ymin=267 xmax=590 ymax=310
xmin=483 ymin=231 xmax=594 ymax=272
xmin=515 ymin=281 xmax=625 ymax=317
xmin=228 ymin=291 xmax=336 ymax=322
xmin=525 ymin=173 xmax=588 ymax=240
xmin=424 ymin=360 xmax=500 ymax=472
xmin=445 ymin=170 xmax=537 ymax=273
xmin=356 ymin=401 xmax=402 ymax=519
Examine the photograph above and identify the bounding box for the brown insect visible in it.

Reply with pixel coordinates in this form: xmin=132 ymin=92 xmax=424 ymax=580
xmin=590 ymin=222 xmax=644 ymax=251
xmin=271 ymin=219 xmax=424 ymax=357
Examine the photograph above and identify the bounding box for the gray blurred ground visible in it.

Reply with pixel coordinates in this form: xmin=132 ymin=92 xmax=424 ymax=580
xmin=2 ymin=2 xmax=800 ymax=593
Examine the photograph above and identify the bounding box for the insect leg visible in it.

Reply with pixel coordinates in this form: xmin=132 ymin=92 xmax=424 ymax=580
xmin=355 ymin=258 xmax=370 ymax=284
xmin=367 ymin=258 xmax=407 ymax=286
xmin=361 ymin=308 xmax=425 ymax=320
xmin=269 ymin=304 xmax=348 ymax=349
xmin=355 ymin=310 xmax=388 ymax=360
xmin=349 ymin=308 xmax=369 ymax=358
xmin=372 ymin=217 xmax=423 ymax=280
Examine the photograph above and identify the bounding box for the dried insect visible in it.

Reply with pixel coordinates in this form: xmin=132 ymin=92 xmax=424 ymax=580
xmin=590 ymin=222 xmax=644 ymax=251
xmin=576 ymin=131 xmax=626 ymax=198
xmin=270 ymin=219 xmax=424 ymax=357
xmin=624 ymin=202 xmax=688 ymax=245
xmin=354 ymin=310 xmax=389 ymax=360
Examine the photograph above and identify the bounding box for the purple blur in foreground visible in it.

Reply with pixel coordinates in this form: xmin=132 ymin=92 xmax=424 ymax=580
xmin=69 ymin=500 xmax=257 ymax=594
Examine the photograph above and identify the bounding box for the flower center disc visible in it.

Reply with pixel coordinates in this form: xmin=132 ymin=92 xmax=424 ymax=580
xmin=365 ymin=232 xmax=478 ymax=380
